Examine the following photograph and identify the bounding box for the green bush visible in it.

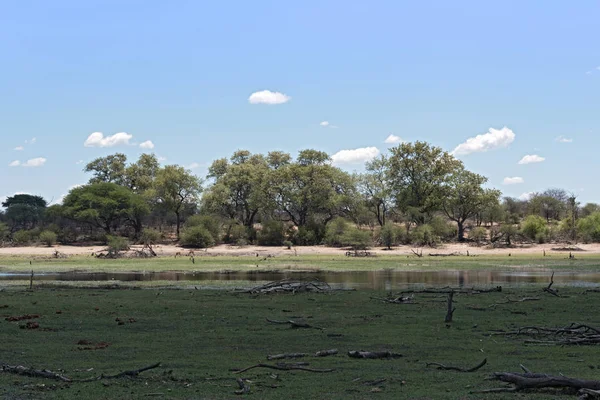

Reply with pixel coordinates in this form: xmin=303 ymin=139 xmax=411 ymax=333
xmin=0 ymin=223 xmax=9 ymax=242
xmin=180 ymin=226 xmax=215 ymax=248
xmin=577 ymin=212 xmax=600 ymax=242
xmin=429 ymin=216 xmax=455 ymax=240
xmin=410 ymin=225 xmax=438 ymax=246
xmin=107 ymin=235 xmax=129 ymax=255
xmin=224 ymin=223 xmax=250 ymax=244
xmin=520 ymin=215 xmax=548 ymax=241
xmin=39 ymin=230 xmax=58 ymax=247
xmin=340 ymin=228 xmax=372 ymax=250
xmin=292 ymin=222 xmax=325 ymax=246
xmin=12 ymin=230 xmax=31 ymax=246
xmin=185 ymin=215 xmax=221 ymax=243
xmin=283 ymin=240 xmax=293 ymax=249
xmin=499 ymin=224 xmax=518 ymax=245
xmin=140 ymin=228 xmax=161 ymax=245
xmin=379 ymin=223 xmax=396 ymax=249
xmin=470 ymin=226 xmax=487 ymax=243
xmin=257 ymin=220 xmax=285 ymax=246
xmin=324 ymin=218 xmax=350 ymax=247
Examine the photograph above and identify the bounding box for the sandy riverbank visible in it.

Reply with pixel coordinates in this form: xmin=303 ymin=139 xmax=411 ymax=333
xmin=0 ymin=242 xmax=596 ymax=257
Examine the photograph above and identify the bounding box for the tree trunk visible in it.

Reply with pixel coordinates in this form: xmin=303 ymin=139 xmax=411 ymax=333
xmin=175 ymin=211 xmax=181 ymax=239
xmin=457 ymin=221 xmax=465 ymax=242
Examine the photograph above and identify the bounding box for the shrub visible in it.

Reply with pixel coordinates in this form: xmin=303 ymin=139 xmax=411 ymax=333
xmin=12 ymin=230 xmax=31 ymax=246
xmin=257 ymin=220 xmax=285 ymax=246
xmin=107 ymin=235 xmax=129 ymax=256
xmin=0 ymin=223 xmax=9 ymax=242
xmin=470 ymin=226 xmax=487 ymax=244
xmin=39 ymin=230 xmax=58 ymax=247
xmin=340 ymin=229 xmax=372 ymax=250
xmin=500 ymin=224 xmax=518 ymax=245
xmin=520 ymin=215 xmax=548 ymax=241
xmin=140 ymin=228 xmax=161 ymax=245
xmin=379 ymin=223 xmax=396 ymax=249
xmin=323 ymin=218 xmax=349 ymax=247
xmin=410 ymin=225 xmax=438 ymax=247
xmin=180 ymin=226 xmax=215 ymax=248
xmin=292 ymin=222 xmax=325 ymax=246
xmin=283 ymin=240 xmax=293 ymax=249
xmin=429 ymin=216 xmax=455 ymax=241
xmin=185 ymin=215 xmax=221 ymax=243
xmin=577 ymin=212 xmax=600 ymax=243
xmin=224 ymin=224 xmax=250 ymax=244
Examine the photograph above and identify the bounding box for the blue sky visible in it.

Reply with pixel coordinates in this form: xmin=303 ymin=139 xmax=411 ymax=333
xmin=1 ymin=0 xmax=599 ymax=205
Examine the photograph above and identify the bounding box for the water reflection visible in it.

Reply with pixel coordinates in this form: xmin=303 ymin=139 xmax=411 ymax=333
xmin=1 ymin=270 xmax=600 ymax=289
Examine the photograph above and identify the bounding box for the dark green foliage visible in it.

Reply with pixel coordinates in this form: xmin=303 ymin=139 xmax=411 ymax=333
xmin=39 ymin=230 xmax=57 ymax=246
xmin=520 ymin=215 xmax=548 ymax=242
xmin=323 ymin=217 xmax=350 ymax=247
xmin=577 ymin=212 xmax=600 ymax=242
xmin=185 ymin=215 xmax=221 ymax=243
xmin=180 ymin=226 xmax=215 ymax=248
xmin=107 ymin=235 xmax=129 ymax=255
xmin=257 ymin=220 xmax=285 ymax=246
xmin=340 ymin=228 xmax=372 ymax=250
xmin=379 ymin=223 xmax=396 ymax=249
xmin=12 ymin=229 xmax=32 ymax=245
xmin=140 ymin=228 xmax=161 ymax=245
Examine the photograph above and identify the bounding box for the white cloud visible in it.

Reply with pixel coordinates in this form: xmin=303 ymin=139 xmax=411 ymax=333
xmin=14 ymin=146 xmax=24 ymax=151
xmin=503 ymin=177 xmax=524 ymax=185
xmin=248 ymin=90 xmax=291 ymax=105
xmin=9 ymin=158 xmax=47 ymax=167
xmin=84 ymin=132 xmax=133 ymax=147
xmin=384 ymin=134 xmax=403 ymax=144
xmin=320 ymin=121 xmax=330 ymax=127
xmin=75 ymin=160 xmax=84 ymax=165
xmin=25 ymin=137 xmax=36 ymax=144
xmin=331 ymin=147 xmax=380 ymax=165
xmin=518 ymin=192 xmax=535 ymax=201
xmin=157 ymin=156 xmax=167 ymax=162
xmin=187 ymin=162 xmax=201 ymax=169
xmin=139 ymin=140 xmax=155 ymax=150
xmin=518 ymin=154 xmax=545 ymax=165
xmin=556 ymin=135 xmax=573 ymax=143
xmin=452 ymin=127 xmax=515 ymax=156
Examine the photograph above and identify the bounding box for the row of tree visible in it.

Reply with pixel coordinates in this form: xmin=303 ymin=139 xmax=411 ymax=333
xmin=1 ymin=141 xmax=599 ymax=247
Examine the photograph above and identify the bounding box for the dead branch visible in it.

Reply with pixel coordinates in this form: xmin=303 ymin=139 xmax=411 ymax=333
xmin=266 ymin=318 xmax=322 ymax=330
xmin=411 ymin=248 xmax=423 ymax=257
xmin=267 ymin=353 xmax=307 ymax=360
xmin=370 ymin=295 xmax=416 ymax=304
xmin=488 ymin=323 xmax=600 ymax=345
xmin=426 ymin=358 xmax=487 ymax=373
xmin=347 ymin=351 xmax=402 ymax=359
xmin=241 ymin=279 xmax=332 ymax=294
xmin=543 ymin=272 xmax=560 ymax=297
xmin=488 ymin=297 xmax=540 ymax=308
xmin=315 ymin=349 xmax=338 ymax=357
xmin=428 ymin=252 xmax=462 ymax=257
xmin=77 ymin=362 xmax=161 ymax=381
xmin=235 ymin=377 xmax=250 ymax=395
xmin=580 ymin=388 xmax=600 ymax=399
xmin=445 ymin=291 xmax=455 ymax=323
xmin=476 ymin=371 xmax=600 ymax=393
xmin=400 ymin=286 xmax=501 ymax=295
xmin=234 ymin=363 xmax=334 ymax=374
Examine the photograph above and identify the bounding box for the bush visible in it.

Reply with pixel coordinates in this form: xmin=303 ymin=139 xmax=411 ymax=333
xmin=324 ymin=218 xmax=350 ymax=247
xmin=340 ymin=229 xmax=372 ymax=250
xmin=283 ymin=240 xmax=293 ymax=249
xmin=0 ymin=223 xmax=9 ymax=242
xmin=180 ymin=226 xmax=215 ymax=248
xmin=39 ymin=230 xmax=57 ymax=247
xmin=107 ymin=235 xmax=129 ymax=256
xmin=224 ymin=224 xmax=250 ymax=244
xmin=185 ymin=215 xmax=221 ymax=243
xmin=577 ymin=212 xmax=600 ymax=243
xmin=429 ymin=216 xmax=455 ymax=241
xmin=379 ymin=223 xmax=396 ymax=249
xmin=520 ymin=215 xmax=548 ymax=242
xmin=257 ymin=220 xmax=285 ymax=246
xmin=12 ymin=230 xmax=31 ymax=246
xmin=470 ymin=226 xmax=487 ymax=244
xmin=410 ymin=225 xmax=438 ymax=247
xmin=140 ymin=228 xmax=161 ymax=245
xmin=500 ymin=224 xmax=518 ymax=245
xmin=292 ymin=222 xmax=325 ymax=246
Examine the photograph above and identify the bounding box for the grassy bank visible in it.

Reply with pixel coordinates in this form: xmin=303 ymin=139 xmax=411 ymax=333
xmin=1 ymin=253 xmax=600 ymax=274
xmin=1 ymin=287 xmax=600 ymax=399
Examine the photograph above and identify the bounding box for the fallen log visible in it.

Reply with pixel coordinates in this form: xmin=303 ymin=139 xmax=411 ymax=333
xmin=370 ymin=295 xmax=416 ymax=304
xmin=266 ymin=318 xmax=322 ymax=330
xmin=234 ymin=363 xmax=334 ymax=374
xmin=543 ymin=272 xmax=560 ymax=297
xmin=241 ymin=279 xmax=332 ymax=294
xmin=235 ymin=378 xmax=250 ymax=395
xmin=580 ymin=388 xmax=600 ymax=399
xmin=267 ymin=353 xmax=307 ymax=360
xmin=426 ymin=358 xmax=487 ymax=372
xmin=428 ymin=252 xmax=461 ymax=257
xmin=475 ymin=371 xmax=600 ymax=393
xmin=400 ymin=286 xmax=501 ymax=295
xmin=315 ymin=349 xmax=338 ymax=357
xmin=347 ymin=351 xmax=402 ymax=359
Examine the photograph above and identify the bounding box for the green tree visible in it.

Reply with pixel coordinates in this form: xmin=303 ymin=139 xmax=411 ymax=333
xmin=387 ymin=141 xmax=462 ymax=225
xmin=154 ymin=165 xmax=202 ymax=238
xmin=62 ymin=183 xmax=149 ymax=235
xmin=441 ymin=169 xmax=500 ymax=241
xmin=125 ymin=153 xmax=160 ymax=193
xmin=520 ymin=215 xmax=548 ymax=242
xmin=359 ymin=155 xmax=393 ymax=226
xmin=2 ymin=194 xmax=47 ymax=231
xmin=577 ymin=212 xmax=600 ymax=242
xmin=379 ymin=223 xmax=396 ymax=249
xmin=84 ymin=153 xmax=128 ymax=185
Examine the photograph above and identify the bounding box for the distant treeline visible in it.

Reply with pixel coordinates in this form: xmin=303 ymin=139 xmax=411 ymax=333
xmin=2 ymin=141 xmax=599 ymax=248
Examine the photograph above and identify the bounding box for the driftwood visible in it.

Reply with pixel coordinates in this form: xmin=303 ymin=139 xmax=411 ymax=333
xmin=543 ymin=272 xmax=560 ymax=297
xmin=315 ymin=349 xmax=338 ymax=357
xmin=267 ymin=353 xmax=307 ymax=360
xmin=370 ymin=295 xmax=416 ymax=304
xmin=235 ymin=378 xmax=250 ymax=395
xmin=445 ymin=291 xmax=455 ymax=323
xmin=266 ymin=318 xmax=322 ymax=330
xmin=347 ymin=351 xmax=402 ymax=359
xmin=580 ymin=388 xmax=600 ymax=399
xmin=242 ymin=279 xmax=332 ymax=294
xmin=234 ymin=363 xmax=334 ymax=374
xmin=428 ymin=252 xmax=461 ymax=257
xmin=475 ymin=371 xmax=600 ymax=394
xmin=411 ymin=248 xmax=423 ymax=257
xmin=487 ymin=297 xmax=540 ymax=308
xmin=0 ymin=362 xmax=161 ymax=383
xmin=426 ymin=358 xmax=487 ymax=372
xmin=400 ymin=286 xmax=501 ymax=295
xmin=488 ymin=323 xmax=600 ymax=345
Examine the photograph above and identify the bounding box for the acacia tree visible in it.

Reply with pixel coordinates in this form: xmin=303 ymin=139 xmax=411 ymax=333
xmin=62 ymin=183 xmax=149 ymax=235
xmin=154 ymin=165 xmax=202 ymax=238
xmin=441 ymin=169 xmax=501 ymax=241
xmin=359 ymin=155 xmax=393 ymax=226
xmin=2 ymin=194 xmax=47 ymax=232
xmin=84 ymin=153 xmax=128 ymax=185
xmin=387 ymin=141 xmax=463 ymax=225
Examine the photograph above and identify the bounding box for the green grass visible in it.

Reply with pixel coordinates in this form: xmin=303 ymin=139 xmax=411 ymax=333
xmin=1 ymin=287 xmax=600 ymax=399
xmin=1 ymin=253 xmax=600 ymax=274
